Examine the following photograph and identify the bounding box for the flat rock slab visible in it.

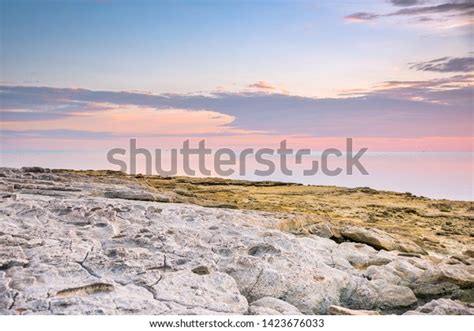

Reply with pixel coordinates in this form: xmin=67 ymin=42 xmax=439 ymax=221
xmin=0 ymin=168 xmax=472 ymax=315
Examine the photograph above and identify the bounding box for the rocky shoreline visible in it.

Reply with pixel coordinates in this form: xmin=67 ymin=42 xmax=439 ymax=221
xmin=0 ymin=167 xmax=473 ymax=315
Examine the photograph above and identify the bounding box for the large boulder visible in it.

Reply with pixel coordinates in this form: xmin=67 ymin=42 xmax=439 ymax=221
xmin=340 ymin=226 xmax=424 ymax=254
xmin=342 ymin=278 xmax=417 ymax=311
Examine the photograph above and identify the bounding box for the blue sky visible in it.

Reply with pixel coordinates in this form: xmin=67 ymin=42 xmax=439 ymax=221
xmin=1 ymin=0 xmax=472 ymax=200
xmin=1 ymin=0 xmax=471 ymax=96
xmin=0 ymin=0 xmax=473 ymax=158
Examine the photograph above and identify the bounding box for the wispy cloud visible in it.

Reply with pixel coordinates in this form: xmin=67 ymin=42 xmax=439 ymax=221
xmin=409 ymin=56 xmax=474 ymax=72
xmin=2 ymin=129 xmax=115 ymax=140
xmin=1 ymin=74 xmax=472 ymax=139
xmin=344 ymin=0 xmax=474 ymax=26
xmin=340 ymin=73 xmax=473 ymax=105
xmin=248 ymin=81 xmax=276 ymax=90
xmin=344 ymin=12 xmax=380 ymax=23
xmin=387 ymin=1 xmax=474 ymax=16
xmin=390 ymin=0 xmax=426 ymax=6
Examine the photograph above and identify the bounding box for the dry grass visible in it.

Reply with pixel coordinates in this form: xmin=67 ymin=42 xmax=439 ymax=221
xmin=59 ymin=170 xmax=474 ymax=254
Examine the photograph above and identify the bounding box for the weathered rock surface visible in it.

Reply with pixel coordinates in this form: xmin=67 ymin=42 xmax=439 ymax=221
xmin=104 ymin=190 xmax=171 ymax=203
xmin=249 ymin=297 xmax=302 ymax=315
xmin=0 ymin=167 xmax=472 ymax=315
xmin=404 ymin=299 xmax=474 ymax=315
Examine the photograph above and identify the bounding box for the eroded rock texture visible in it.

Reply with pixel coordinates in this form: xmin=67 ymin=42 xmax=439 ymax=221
xmin=0 ymin=168 xmax=472 ymax=315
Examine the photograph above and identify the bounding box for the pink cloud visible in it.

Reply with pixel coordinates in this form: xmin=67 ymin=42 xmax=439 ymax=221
xmin=344 ymin=12 xmax=379 ymax=23
xmin=2 ymin=104 xmax=241 ymax=136
xmin=248 ymin=81 xmax=276 ymax=90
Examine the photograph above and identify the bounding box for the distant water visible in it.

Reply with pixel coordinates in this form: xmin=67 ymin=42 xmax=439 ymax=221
xmin=238 ymin=152 xmax=473 ymax=201
xmin=2 ymin=151 xmax=472 ymax=201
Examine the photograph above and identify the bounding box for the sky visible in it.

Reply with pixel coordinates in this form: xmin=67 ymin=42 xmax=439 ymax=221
xmin=0 ymin=0 xmax=473 ymax=194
